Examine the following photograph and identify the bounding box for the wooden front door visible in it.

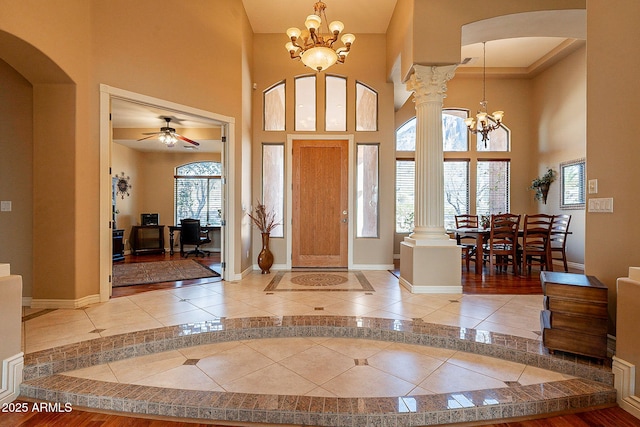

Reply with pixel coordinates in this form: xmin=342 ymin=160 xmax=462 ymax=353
xmin=292 ymin=139 xmax=348 ymax=267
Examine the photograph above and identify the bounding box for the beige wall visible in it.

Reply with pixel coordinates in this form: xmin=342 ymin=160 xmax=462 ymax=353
xmin=532 ymin=45 xmax=586 ymax=266
xmin=251 ymin=34 xmax=395 ymax=268
xmin=0 ymin=0 xmax=251 ymax=301
xmin=586 ymin=0 xmax=640 ymax=332
xmin=0 ymin=60 xmax=33 ymax=297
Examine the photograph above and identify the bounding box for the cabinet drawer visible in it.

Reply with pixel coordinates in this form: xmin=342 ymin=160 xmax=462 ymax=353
xmin=540 ymin=309 xmax=608 ymax=335
xmin=546 ymin=297 xmax=608 ymax=318
xmin=542 ymin=327 xmax=608 ymax=359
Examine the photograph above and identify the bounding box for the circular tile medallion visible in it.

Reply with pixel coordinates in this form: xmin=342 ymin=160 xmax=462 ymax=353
xmin=290 ymin=273 xmax=348 ymax=287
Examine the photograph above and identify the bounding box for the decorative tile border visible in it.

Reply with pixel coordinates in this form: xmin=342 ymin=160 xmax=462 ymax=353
xmin=264 ymin=271 xmax=375 ymax=292
xmin=21 ymin=315 xmax=616 ymax=426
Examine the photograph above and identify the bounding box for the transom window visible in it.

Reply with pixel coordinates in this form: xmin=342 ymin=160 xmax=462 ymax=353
xmin=263 ymin=75 xmax=378 ymax=132
xmin=175 ymin=161 xmax=223 ymax=226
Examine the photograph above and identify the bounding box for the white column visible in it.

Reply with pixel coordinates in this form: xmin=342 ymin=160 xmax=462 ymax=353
xmin=399 ymin=65 xmax=461 ymax=294
xmin=407 ymin=64 xmax=457 ymax=243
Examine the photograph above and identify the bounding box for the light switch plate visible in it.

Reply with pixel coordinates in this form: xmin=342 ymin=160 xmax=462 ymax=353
xmin=588 ymin=197 xmax=613 ymax=213
xmin=588 ymin=179 xmax=598 ymax=194
xmin=0 ymin=201 xmax=11 ymax=212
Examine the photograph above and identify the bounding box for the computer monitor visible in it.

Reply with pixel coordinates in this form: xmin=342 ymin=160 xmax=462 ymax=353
xmin=141 ymin=213 xmax=159 ymax=226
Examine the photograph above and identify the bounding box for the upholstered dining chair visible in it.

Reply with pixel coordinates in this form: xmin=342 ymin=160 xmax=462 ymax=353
xmin=519 ymin=213 xmax=554 ymax=276
xmin=550 ymin=214 xmax=571 ymax=272
xmin=455 ymin=214 xmax=479 ymax=271
xmin=180 ymin=219 xmax=211 ymax=258
xmin=486 ymin=213 xmax=521 ymax=275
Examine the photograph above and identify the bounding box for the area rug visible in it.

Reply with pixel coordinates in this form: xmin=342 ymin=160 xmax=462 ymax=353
xmin=112 ymin=260 xmax=219 ymax=287
xmin=264 ymin=270 xmax=374 ymax=292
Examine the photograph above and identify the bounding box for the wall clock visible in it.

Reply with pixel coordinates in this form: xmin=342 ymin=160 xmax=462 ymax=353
xmin=115 ymin=172 xmax=132 ymax=199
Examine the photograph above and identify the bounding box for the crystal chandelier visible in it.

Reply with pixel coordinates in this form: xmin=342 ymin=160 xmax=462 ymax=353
xmin=285 ymin=1 xmax=355 ymax=72
xmin=464 ymin=42 xmax=504 ymax=147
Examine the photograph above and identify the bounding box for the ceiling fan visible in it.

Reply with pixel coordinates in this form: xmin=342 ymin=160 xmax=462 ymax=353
xmin=137 ymin=117 xmax=200 ymax=147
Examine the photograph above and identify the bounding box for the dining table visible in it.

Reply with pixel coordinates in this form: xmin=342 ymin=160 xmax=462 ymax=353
xmin=452 ymin=227 xmax=570 ymax=275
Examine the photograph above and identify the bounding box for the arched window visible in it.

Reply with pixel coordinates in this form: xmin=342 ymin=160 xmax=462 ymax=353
xmin=263 ymin=81 xmax=285 ymax=131
xmin=174 ymin=161 xmax=223 ymax=226
xmin=395 ymin=110 xmax=511 ymax=231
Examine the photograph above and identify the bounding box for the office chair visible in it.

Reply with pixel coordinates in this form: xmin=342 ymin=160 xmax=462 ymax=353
xmin=180 ymin=219 xmax=211 ymax=258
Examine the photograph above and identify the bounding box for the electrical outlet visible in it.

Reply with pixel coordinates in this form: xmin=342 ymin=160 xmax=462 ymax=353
xmin=0 ymin=201 xmax=11 ymax=212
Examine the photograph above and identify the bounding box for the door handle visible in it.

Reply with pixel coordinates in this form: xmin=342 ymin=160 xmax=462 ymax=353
xmin=342 ymin=218 xmax=348 ymax=223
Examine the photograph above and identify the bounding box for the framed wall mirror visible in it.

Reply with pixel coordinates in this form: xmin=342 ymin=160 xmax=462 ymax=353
xmin=560 ymin=158 xmax=586 ymax=209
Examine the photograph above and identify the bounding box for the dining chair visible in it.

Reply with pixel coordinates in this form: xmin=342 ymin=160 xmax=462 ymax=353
xmin=180 ymin=218 xmax=211 ymax=258
xmin=519 ymin=213 xmax=554 ymax=276
xmin=550 ymin=214 xmax=571 ymax=272
xmin=455 ymin=214 xmax=479 ymax=271
xmin=486 ymin=213 xmax=521 ymax=275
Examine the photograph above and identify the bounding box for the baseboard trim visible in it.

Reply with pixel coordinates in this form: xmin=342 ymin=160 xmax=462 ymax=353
xmin=351 ymin=264 xmax=395 ymax=270
xmin=612 ymin=356 xmax=640 ymax=419
xmin=0 ymin=352 xmax=23 ymax=404
xmin=22 ymin=297 xmax=32 ymax=307
xmin=399 ymin=276 xmax=462 ymax=294
xmin=30 ymin=294 xmax=100 ymax=309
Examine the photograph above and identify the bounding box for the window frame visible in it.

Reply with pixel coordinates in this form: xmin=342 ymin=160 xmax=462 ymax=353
xmin=560 ymin=158 xmax=586 ymax=210
xmin=174 ymin=161 xmax=223 ymax=226
xmin=263 ymin=80 xmax=286 ymax=131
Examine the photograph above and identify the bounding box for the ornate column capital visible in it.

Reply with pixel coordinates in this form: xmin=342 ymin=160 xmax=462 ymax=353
xmin=406 ymin=64 xmax=457 ymax=105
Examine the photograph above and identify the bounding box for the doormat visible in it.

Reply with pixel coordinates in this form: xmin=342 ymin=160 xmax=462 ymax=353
xmin=112 ymin=260 xmax=219 ymax=287
xmin=264 ymin=270 xmax=374 ymax=292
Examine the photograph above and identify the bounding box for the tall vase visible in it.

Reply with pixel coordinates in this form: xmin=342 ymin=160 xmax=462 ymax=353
xmin=257 ymin=232 xmax=274 ymax=274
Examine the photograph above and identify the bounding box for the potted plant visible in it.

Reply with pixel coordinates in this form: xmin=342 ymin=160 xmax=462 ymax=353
xmin=247 ymin=202 xmax=280 ymax=274
xmin=529 ymin=168 xmax=556 ymax=204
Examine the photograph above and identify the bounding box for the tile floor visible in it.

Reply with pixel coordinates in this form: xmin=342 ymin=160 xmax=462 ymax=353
xmin=20 ymin=269 xmax=616 ymax=425
xmin=22 ymin=270 xmax=544 ymax=354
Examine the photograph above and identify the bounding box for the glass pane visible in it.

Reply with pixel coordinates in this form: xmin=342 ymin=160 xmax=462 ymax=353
xmin=356 ymin=144 xmax=379 ymax=238
xmin=262 ymin=144 xmax=284 ymax=237
xmin=295 ymin=76 xmax=316 ymax=131
xmin=560 ymin=159 xmax=586 ymax=209
xmin=443 ymin=109 xmax=468 ymax=151
xmin=263 ymin=82 xmax=285 ymax=131
xmin=325 ymin=75 xmax=346 ymax=131
xmin=175 ymin=162 xmax=223 ymax=226
xmin=476 ymin=120 xmax=509 ymax=151
xmin=476 ymin=160 xmax=510 ymax=216
xmin=396 ymin=118 xmax=416 ymax=151
xmin=444 ymin=160 xmax=469 ymax=230
xmin=356 ymin=82 xmax=377 ymax=131
xmin=395 ymin=160 xmax=415 ymax=232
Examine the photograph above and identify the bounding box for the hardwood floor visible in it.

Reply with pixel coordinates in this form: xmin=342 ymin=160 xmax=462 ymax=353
xmin=4 ymin=402 xmax=639 ymax=427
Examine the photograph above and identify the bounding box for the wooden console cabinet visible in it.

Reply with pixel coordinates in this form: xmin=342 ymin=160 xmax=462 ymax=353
xmin=540 ymin=271 xmax=608 ymax=359
xmin=130 ymin=225 xmax=165 ymax=255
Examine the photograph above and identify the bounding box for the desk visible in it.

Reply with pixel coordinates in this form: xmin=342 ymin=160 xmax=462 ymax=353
xmin=169 ymin=225 xmax=220 ymax=256
xmin=130 ymin=225 xmax=165 ymax=255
